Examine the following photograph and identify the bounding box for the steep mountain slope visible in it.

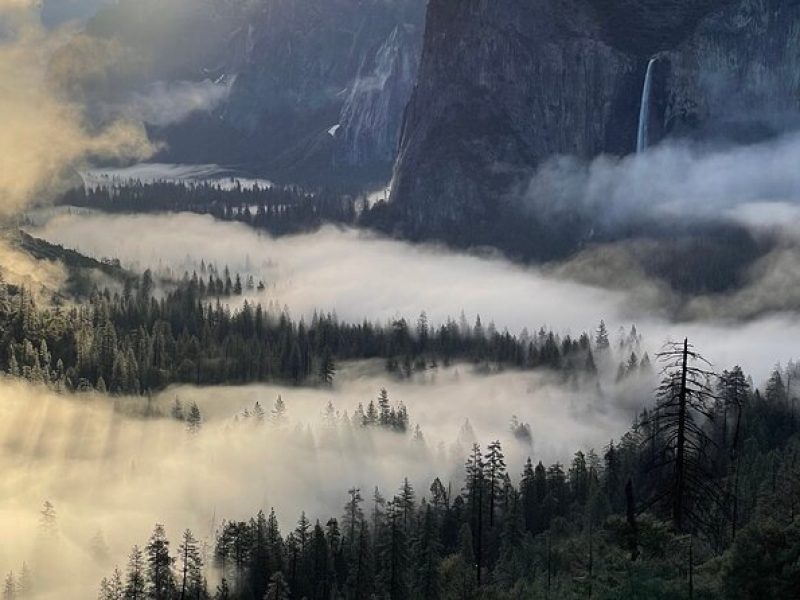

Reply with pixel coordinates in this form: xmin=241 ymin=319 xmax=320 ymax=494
xmin=218 ymin=0 xmax=425 ymax=183
xmin=83 ymin=0 xmax=426 ymax=185
xmin=664 ymin=0 xmax=800 ymax=142
xmin=390 ymin=0 xmax=638 ymax=233
xmin=390 ymin=0 xmax=800 ymax=236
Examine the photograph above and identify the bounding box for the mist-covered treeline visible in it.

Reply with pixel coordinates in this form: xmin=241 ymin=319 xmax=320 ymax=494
xmin=57 ymin=181 xmax=769 ymax=297
xmin=59 ymin=180 xmax=588 ymax=263
xmin=0 ymin=271 xmax=605 ymax=394
xmin=60 ymin=182 xmax=359 ymax=237
xmin=89 ymin=344 xmax=800 ymax=600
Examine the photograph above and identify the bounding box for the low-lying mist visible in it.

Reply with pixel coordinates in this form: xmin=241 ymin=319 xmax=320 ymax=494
xmin=524 ymin=132 xmax=800 ymax=320
xmin=0 ymin=362 xmax=642 ymax=599
xmin=526 ymin=132 xmax=800 ymax=226
xmin=0 ymin=1 xmax=153 ymax=217
xmin=27 ymin=210 xmax=800 ymax=382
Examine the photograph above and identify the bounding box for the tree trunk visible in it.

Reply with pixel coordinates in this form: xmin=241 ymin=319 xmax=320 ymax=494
xmin=180 ymin=545 xmax=188 ymax=600
xmin=731 ymin=402 xmax=743 ymax=542
xmin=476 ymin=476 xmax=483 ymax=587
xmin=625 ymin=479 xmax=639 ymax=561
xmin=673 ymin=338 xmax=689 ymax=531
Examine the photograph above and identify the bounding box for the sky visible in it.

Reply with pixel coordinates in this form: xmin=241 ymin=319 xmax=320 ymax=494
xmin=40 ymin=0 xmax=111 ymax=27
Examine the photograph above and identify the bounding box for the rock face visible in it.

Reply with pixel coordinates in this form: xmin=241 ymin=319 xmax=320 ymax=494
xmin=206 ymin=0 xmax=425 ymax=183
xmin=87 ymin=0 xmax=425 ymax=185
xmin=391 ymin=0 xmax=800 ymax=233
xmin=664 ymin=0 xmax=800 ymax=142
xmin=337 ymin=23 xmax=422 ymax=169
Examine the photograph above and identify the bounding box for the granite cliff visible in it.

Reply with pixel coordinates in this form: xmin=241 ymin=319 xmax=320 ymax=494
xmin=390 ymin=0 xmax=800 ymax=237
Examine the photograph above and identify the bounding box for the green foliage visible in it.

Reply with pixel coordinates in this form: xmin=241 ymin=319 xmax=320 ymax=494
xmin=0 ymin=277 xmax=598 ymax=396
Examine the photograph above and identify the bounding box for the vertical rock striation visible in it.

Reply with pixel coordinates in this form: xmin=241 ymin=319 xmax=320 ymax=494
xmin=390 ymin=0 xmax=800 ymax=235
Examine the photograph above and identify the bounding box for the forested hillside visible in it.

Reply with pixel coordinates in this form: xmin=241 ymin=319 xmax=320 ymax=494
xmin=1 ymin=271 xmax=604 ymax=395
xmin=91 ymin=343 xmax=800 ymax=599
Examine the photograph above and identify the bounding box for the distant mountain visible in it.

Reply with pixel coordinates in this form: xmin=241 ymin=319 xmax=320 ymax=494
xmin=84 ymin=0 xmax=426 ymax=186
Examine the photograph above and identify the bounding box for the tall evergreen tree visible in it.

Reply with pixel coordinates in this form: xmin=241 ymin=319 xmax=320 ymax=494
xmin=124 ymin=546 xmax=146 ymax=600
xmin=411 ymin=505 xmax=442 ymax=600
xmin=177 ymin=529 xmax=203 ymax=600
xmin=463 ymin=444 xmax=485 ymax=586
xmin=263 ymin=572 xmax=290 ymax=600
xmin=145 ymin=525 xmax=176 ymax=600
xmin=484 ymin=441 xmax=506 ymax=527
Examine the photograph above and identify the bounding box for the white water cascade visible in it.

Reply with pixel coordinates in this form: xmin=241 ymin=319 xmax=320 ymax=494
xmin=636 ymin=57 xmax=657 ymax=153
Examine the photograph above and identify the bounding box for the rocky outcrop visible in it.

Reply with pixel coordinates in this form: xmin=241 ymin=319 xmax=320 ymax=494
xmin=87 ymin=0 xmax=426 ymax=185
xmin=663 ymin=0 xmax=800 ymax=142
xmin=391 ymin=0 xmax=639 ymax=231
xmin=336 ymin=24 xmax=422 ymax=169
xmin=390 ymin=0 xmax=800 ymax=234
xmin=215 ymin=0 xmax=425 ymax=183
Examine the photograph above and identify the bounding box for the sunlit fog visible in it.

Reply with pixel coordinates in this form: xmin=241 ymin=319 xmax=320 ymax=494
xmin=3 ymin=0 xmax=800 ymax=598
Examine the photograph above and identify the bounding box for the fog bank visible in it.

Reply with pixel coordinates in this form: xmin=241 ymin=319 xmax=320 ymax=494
xmin=0 ymin=1 xmax=153 ymax=216
xmin=27 ymin=211 xmax=800 ymax=382
xmin=0 ymin=362 xmax=638 ymax=599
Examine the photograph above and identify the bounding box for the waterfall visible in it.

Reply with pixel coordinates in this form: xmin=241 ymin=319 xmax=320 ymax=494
xmin=636 ymin=57 xmax=657 ymax=153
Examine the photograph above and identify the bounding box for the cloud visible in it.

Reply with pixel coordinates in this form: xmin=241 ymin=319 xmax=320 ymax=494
xmin=0 ymin=1 xmax=153 ymax=216
xmin=28 ymin=212 xmax=632 ymax=332
xmin=0 ymin=238 xmax=66 ymax=294
xmin=524 ymin=133 xmax=800 ymax=227
xmin=0 ymin=364 xmax=640 ymax=599
xmin=26 ymin=211 xmax=800 ymax=382
xmin=127 ymin=79 xmax=232 ymax=127
xmin=518 ymin=131 xmax=800 ymax=323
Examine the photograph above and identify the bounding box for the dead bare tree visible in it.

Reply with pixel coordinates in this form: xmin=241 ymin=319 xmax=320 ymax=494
xmin=642 ymin=338 xmax=720 ymax=533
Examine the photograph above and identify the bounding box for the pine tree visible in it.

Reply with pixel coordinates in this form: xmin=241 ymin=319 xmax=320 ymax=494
xmin=520 ymin=458 xmax=537 ymax=534
xmin=364 ymin=401 xmax=378 ymax=427
xmin=214 ymin=578 xmax=230 ymax=600
xmin=719 ymin=366 xmax=750 ymax=541
xmin=272 ymin=396 xmax=287 ymax=426
xmin=428 ymin=479 xmax=448 ymax=515
xmin=344 ymin=517 xmax=371 ymax=600
xmin=177 ymin=529 xmax=203 ymax=600
xmin=319 ymin=350 xmax=335 ymax=386
xmin=484 ymin=440 xmax=506 ymax=527
xmin=39 ymin=501 xmax=57 ymax=537
xmin=124 ymin=546 xmax=146 ymax=600
xmin=99 ymin=568 xmax=124 ymax=600
xmin=309 ymin=522 xmax=330 ymax=599
xmin=439 ymin=525 xmax=476 ymax=600
xmin=411 ymin=505 xmax=442 ymax=600
xmin=263 ymin=572 xmax=290 ymax=600
xmin=145 ymin=525 xmax=176 ymax=600
xmin=343 ymin=488 xmax=364 ymax=550
xmin=595 ymin=320 xmax=610 ymax=351
xmin=249 ymin=511 xmax=270 ymax=597
xmin=463 ymin=444 xmax=485 ymax=586
xmin=372 ymin=487 xmax=387 ymax=543
xmin=378 ymin=389 xmax=391 ymax=426
xmin=766 ymin=366 xmax=787 ymax=404
xmin=377 ymin=500 xmax=408 ymax=600
xmin=186 ymin=403 xmax=202 ymax=434
xmin=570 ymin=450 xmax=589 ymax=506
xmin=397 ymin=479 xmax=415 ymax=532
xmin=265 ymin=508 xmax=284 ymax=575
